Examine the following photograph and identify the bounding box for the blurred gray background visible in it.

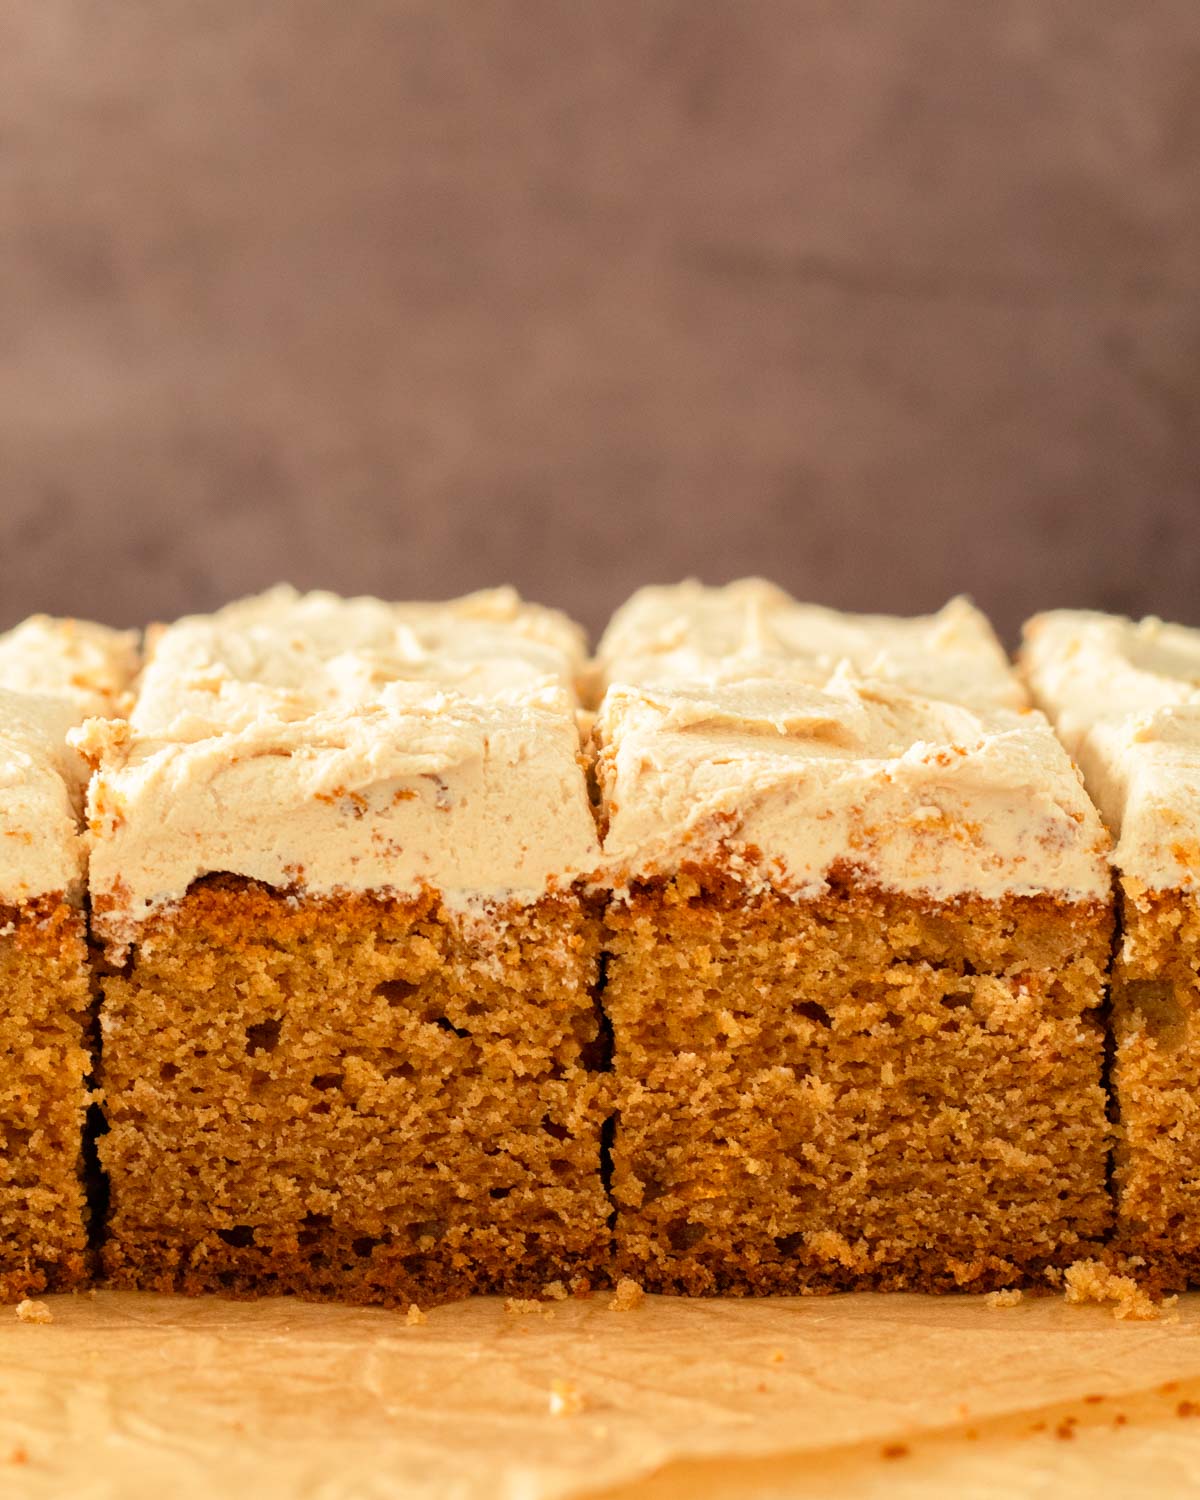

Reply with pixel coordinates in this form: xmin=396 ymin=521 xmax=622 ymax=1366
xmin=3 ymin=1 xmax=1199 ymax=641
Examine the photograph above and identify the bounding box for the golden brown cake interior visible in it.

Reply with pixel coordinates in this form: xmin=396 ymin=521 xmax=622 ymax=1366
xmin=606 ymin=869 xmax=1113 ymax=1294
xmin=99 ymin=877 xmax=610 ymax=1306
xmin=0 ymin=898 xmax=92 ymax=1300
xmin=1110 ymin=887 xmax=1200 ymax=1288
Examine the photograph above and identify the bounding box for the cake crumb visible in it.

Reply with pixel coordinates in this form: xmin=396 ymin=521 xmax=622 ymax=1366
xmin=805 ymin=1228 xmax=867 ymax=1270
xmin=608 ymin=1277 xmax=645 ymax=1312
xmin=881 ymin=1442 xmax=909 ymax=1460
xmin=15 ymin=1300 xmax=52 ymax=1325
xmin=548 ymin=1378 xmax=585 ymax=1417
xmin=405 ymin=1304 xmax=426 ymax=1326
xmin=505 ymin=1297 xmax=553 ymax=1317
xmin=1063 ymin=1259 xmax=1178 ymax=1321
xmin=541 ymin=1280 xmax=569 ymax=1302
xmin=1178 ymin=1400 xmax=1200 ymax=1418
xmin=984 ymin=1288 xmax=1023 ymax=1309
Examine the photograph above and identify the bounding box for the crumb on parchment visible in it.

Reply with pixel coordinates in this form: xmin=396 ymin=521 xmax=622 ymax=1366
xmin=14 ymin=1300 xmax=52 ymax=1325
xmin=541 ymin=1280 xmax=569 ymax=1302
xmin=505 ymin=1297 xmax=554 ymax=1317
xmin=608 ymin=1278 xmax=645 ymax=1312
xmin=1063 ymin=1259 xmax=1178 ymax=1322
xmin=984 ymin=1288 xmax=1023 ymax=1309
xmin=549 ymin=1379 xmax=585 ymax=1417
xmin=405 ymin=1304 xmax=426 ymax=1326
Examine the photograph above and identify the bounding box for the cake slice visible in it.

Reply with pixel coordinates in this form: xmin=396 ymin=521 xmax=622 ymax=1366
xmin=79 ymin=587 xmax=607 ymax=1305
xmin=1022 ymin=609 xmax=1200 ymax=1287
xmin=0 ymin=616 xmax=137 ymax=1299
xmin=594 ymin=585 xmax=1113 ymax=1293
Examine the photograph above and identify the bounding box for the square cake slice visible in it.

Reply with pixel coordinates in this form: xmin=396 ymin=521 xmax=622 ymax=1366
xmin=595 ymin=585 xmax=1114 ymax=1293
xmin=0 ymin=616 xmax=137 ymax=1298
xmin=1022 ymin=609 xmax=1200 ymax=1287
xmin=79 ymin=587 xmax=608 ymax=1305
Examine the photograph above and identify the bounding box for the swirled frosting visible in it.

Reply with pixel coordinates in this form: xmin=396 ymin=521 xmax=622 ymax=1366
xmin=1021 ymin=609 xmax=1200 ymax=893
xmin=76 ymin=587 xmax=600 ymax=948
xmin=595 ymin=579 xmax=1025 ymax=712
xmin=0 ymin=616 xmax=138 ymax=905
xmin=594 ymin=583 xmax=1108 ymax=903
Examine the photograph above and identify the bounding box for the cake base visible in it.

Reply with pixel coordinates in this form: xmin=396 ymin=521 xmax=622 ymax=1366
xmin=98 ymin=878 xmax=610 ymax=1306
xmin=605 ymin=869 xmax=1113 ymax=1295
xmin=1109 ymin=885 xmax=1200 ymax=1292
xmin=0 ymin=898 xmax=91 ymax=1301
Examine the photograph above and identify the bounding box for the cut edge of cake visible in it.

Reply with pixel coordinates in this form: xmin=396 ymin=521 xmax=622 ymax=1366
xmin=77 ymin=588 xmax=611 ymax=1306
xmin=593 ymin=586 xmax=1115 ymax=1294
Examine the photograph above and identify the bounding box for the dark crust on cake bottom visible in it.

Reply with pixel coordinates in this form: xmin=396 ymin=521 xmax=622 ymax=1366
xmin=101 ymin=1231 xmax=608 ymax=1307
xmin=617 ymin=1246 xmax=1105 ymax=1298
xmin=1105 ymin=1238 xmax=1200 ymax=1298
xmin=0 ymin=1253 xmax=89 ymax=1304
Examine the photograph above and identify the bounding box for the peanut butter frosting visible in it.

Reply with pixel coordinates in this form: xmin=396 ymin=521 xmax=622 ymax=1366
xmin=0 ymin=616 xmax=139 ymax=907
xmin=595 ymin=579 xmax=1025 ymax=712
xmin=594 ymin=666 xmax=1111 ymax=904
xmin=138 ymin=584 xmax=588 ymax=716
xmin=1021 ymin=609 xmax=1200 ymax=894
xmin=77 ymin=588 xmax=600 ymax=949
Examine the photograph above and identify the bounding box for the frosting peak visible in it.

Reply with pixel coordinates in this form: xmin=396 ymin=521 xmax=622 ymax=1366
xmin=1021 ymin=610 xmax=1200 ymax=892
xmin=595 ymin=670 xmax=1110 ymax=903
xmin=596 ymin=580 xmax=1025 ymax=712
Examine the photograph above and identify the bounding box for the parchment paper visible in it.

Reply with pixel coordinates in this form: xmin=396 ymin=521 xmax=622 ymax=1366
xmin=3 ymin=1289 xmax=1200 ymax=1498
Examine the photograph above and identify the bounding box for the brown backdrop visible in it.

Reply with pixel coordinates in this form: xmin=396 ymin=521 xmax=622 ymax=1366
xmin=3 ymin=1 xmax=1199 ymax=641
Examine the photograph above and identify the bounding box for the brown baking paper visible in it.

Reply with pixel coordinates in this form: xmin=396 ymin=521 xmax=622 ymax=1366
xmin=4 ymin=1290 xmax=1200 ymax=1498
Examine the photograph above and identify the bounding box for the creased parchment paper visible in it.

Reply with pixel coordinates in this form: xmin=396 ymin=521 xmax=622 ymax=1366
xmin=4 ymin=1291 xmax=1200 ymax=1499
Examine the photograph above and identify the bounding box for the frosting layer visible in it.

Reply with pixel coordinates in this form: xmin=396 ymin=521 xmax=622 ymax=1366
xmin=79 ymin=587 xmax=600 ymax=946
xmin=1021 ymin=609 xmax=1200 ymax=893
xmin=594 ymin=668 xmax=1111 ymax=903
xmin=0 ymin=616 xmax=139 ymax=905
xmin=595 ymin=583 xmax=1108 ymax=903
xmin=596 ymin=579 xmax=1025 ymax=712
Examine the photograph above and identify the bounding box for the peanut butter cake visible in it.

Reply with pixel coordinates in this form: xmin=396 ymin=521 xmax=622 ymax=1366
xmin=1022 ymin=610 xmax=1200 ymax=1288
xmin=0 ymin=616 xmax=137 ymax=1300
xmin=594 ymin=587 xmax=1114 ymax=1293
xmin=78 ymin=587 xmax=608 ymax=1306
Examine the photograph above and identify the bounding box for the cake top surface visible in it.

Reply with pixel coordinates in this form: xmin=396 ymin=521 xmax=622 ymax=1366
xmin=134 ymin=584 xmax=586 ymax=734
xmin=596 ymin=579 xmax=1025 ymax=712
xmin=78 ymin=587 xmax=600 ymax=941
xmin=1021 ymin=609 xmax=1200 ymax=892
xmin=595 ymin=665 xmax=1111 ymax=903
xmin=0 ymin=614 xmax=138 ymax=722
xmin=0 ymin=615 xmax=140 ymax=906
